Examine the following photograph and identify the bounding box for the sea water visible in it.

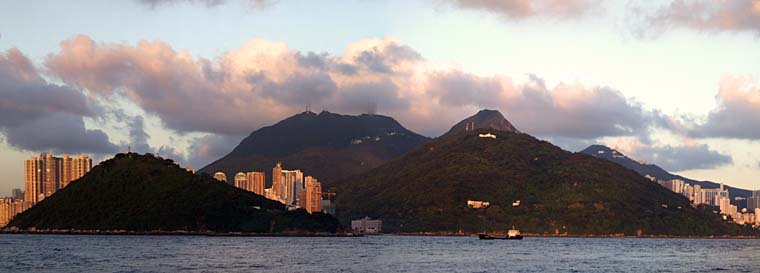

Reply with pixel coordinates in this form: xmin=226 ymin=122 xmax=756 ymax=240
xmin=1 ymin=234 xmax=758 ymax=272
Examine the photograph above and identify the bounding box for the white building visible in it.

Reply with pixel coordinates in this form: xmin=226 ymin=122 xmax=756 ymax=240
xmin=351 ymin=216 xmax=382 ymax=234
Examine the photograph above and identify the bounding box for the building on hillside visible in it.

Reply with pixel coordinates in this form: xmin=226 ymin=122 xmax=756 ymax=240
xmin=271 ymin=162 xmax=283 ymax=201
xmin=658 ymin=179 xmax=685 ymax=194
xmin=247 ymin=172 xmax=265 ymax=195
xmin=747 ymin=196 xmax=760 ymax=211
xmin=719 ymin=197 xmax=731 ymax=215
xmin=24 ymin=153 xmax=91 ymax=203
xmin=234 ymin=172 xmax=247 ymax=190
xmin=185 ymin=167 xmax=195 ymax=174
xmin=351 ymin=216 xmax=382 ymax=234
xmin=467 ymin=200 xmax=490 ymax=209
xmin=213 ymin=172 xmax=227 ymax=183
xmin=281 ymin=169 xmax=303 ymax=206
xmin=300 ymin=176 xmax=322 ymax=213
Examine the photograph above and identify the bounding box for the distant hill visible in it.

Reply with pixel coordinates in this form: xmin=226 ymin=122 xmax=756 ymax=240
xmin=7 ymin=153 xmax=340 ymax=233
xmin=441 ymin=109 xmax=518 ymax=137
xmin=199 ymin=111 xmax=430 ymax=186
xmin=334 ymin=113 xmax=753 ymax=236
xmin=580 ymin=145 xmax=751 ymax=206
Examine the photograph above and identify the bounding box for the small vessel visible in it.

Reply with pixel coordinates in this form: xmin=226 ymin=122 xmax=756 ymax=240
xmin=478 ymin=227 xmax=523 ymax=240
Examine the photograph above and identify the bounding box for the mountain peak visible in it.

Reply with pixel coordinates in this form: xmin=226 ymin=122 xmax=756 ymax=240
xmin=441 ymin=109 xmax=519 ymax=137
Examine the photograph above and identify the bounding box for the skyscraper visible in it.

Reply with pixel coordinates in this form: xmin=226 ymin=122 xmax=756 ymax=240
xmin=247 ymin=172 xmax=265 ymax=195
xmin=24 ymin=153 xmax=91 ymax=203
xmin=271 ymin=162 xmax=283 ymax=201
xmin=281 ymin=170 xmax=303 ymax=205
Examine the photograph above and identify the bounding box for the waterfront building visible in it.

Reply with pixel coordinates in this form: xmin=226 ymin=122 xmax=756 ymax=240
xmin=246 ymin=172 xmax=265 ymax=195
xmin=351 ymin=216 xmax=382 ymax=234
xmin=213 ymin=172 xmax=227 ymax=183
xmin=0 ymin=198 xmax=33 ymax=227
xmin=281 ymin=170 xmax=303 ymax=205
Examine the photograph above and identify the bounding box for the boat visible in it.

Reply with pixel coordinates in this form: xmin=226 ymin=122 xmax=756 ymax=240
xmin=478 ymin=227 xmax=523 ymax=240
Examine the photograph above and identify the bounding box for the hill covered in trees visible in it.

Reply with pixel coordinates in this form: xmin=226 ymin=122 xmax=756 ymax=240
xmin=8 ymin=153 xmax=340 ymax=233
xmin=334 ymin=125 xmax=754 ymax=236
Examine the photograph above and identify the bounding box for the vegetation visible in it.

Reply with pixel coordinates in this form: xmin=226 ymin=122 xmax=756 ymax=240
xmin=8 ymin=153 xmax=340 ymax=233
xmin=334 ymin=129 xmax=757 ymax=236
xmin=199 ymin=111 xmax=430 ymax=187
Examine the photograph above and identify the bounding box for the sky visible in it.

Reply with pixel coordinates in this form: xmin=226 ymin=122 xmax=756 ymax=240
xmin=1 ymin=0 xmax=759 ymax=194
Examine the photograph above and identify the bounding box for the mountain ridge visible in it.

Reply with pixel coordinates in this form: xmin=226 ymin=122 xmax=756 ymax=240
xmin=199 ymin=111 xmax=431 ymax=186
xmin=580 ymin=145 xmax=751 ymax=206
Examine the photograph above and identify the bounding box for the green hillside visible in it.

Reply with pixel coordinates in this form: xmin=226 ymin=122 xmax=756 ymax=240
xmin=8 ymin=153 xmax=340 ymax=233
xmin=334 ymin=129 xmax=755 ymax=236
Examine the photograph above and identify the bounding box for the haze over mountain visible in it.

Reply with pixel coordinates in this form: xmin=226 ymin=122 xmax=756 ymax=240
xmin=580 ymin=145 xmax=751 ymax=203
xmin=334 ymin=111 xmax=753 ymax=236
xmin=441 ymin=109 xmax=518 ymax=137
xmin=8 ymin=153 xmax=340 ymax=233
xmin=199 ymin=111 xmax=430 ymax=186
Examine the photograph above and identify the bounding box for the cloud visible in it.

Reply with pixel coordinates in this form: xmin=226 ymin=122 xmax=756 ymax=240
xmin=45 ymin=35 xmax=427 ymax=135
xmin=442 ymin=0 xmax=602 ymax=20
xmin=611 ymin=139 xmax=733 ymax=172
xmin=137 ymin=0 xmax=273 ymax=8
xmin=427 ymin=71 xmax=661 ymax=139
xmin=0 ymin=48 xmax=94 ymax=127
xmin=677 ymin=76 xmax=760 ymax=139
xmin=186 ymin=133 xmax=244 ymax=168
xmin=2 ymin=113 xmax=119 ymax=155
xmin=44 ymin=35 xmax=669 ymax=141
xmin=0 ymin=48 xmax=118 ymax=155
xmin=645 ymin=0 xmax=760 ymax=35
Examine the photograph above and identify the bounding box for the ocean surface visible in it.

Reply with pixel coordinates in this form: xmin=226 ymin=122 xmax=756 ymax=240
xmin=1 ymin=234 xmax=759 ymax=272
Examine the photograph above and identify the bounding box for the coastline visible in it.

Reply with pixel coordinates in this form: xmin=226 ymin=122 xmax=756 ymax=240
xmin=0 ymin=229 xmax=362 ymax=237
xmin=383 ymin=232 xmax=760 ymax=239
xmin=3 ymin=229 xmax=757 ymax=239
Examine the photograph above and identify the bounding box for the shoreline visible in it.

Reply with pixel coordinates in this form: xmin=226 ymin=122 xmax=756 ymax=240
xmin=0 ymin=229 xmax=362 ymax=237
xmin=2 ymin=229 xmax=757 ymax=239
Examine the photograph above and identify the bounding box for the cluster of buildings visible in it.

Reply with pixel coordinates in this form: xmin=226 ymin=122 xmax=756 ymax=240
xmin=213 ymin=162 xmax=335 ymax=214
xmin=655 ymin=178 xmax=760 ymax=226
xmin=0 ymin=153 xmax=92 ymax=227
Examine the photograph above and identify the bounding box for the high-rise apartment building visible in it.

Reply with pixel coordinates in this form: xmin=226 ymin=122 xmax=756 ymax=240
xmin=301 ymin=176 xmax=322 ymax=213
xmin=213 ymin=172 xmax=227 ymax=183
xmin=247 ymin=172 xmax=265 ymax=195
xmin=61 ymin=155 xmax=92 ymax=188
xmin=234 ymin=172 xmax=247 ymax=190
xmin=24 ymin=153 xmax=91 ymax=203
xmin=281 ymin=170 xmax=303 ymax=205
xmin=271 ymin=162 xmax=283 ymax=201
